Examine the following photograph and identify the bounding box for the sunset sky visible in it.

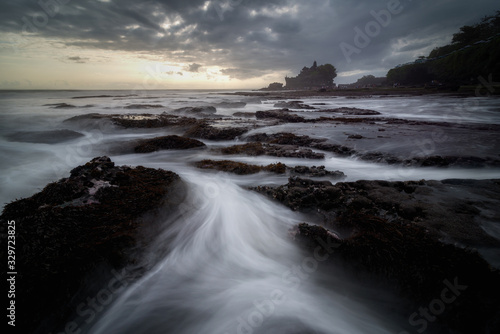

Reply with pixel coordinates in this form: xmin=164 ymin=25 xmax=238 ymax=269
xmin=0 ymin=0 xmax=498 ymax=90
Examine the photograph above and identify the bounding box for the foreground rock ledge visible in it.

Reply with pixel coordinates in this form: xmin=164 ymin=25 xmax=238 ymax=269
xmin=0 ymin=157 xmax=183 ymax=333
xmin=256 ymin=177 xmax=500 ymax=333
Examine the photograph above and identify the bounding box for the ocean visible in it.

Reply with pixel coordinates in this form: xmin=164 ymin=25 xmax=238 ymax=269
xmin=1 ymin=90 xmax=500 ymax=333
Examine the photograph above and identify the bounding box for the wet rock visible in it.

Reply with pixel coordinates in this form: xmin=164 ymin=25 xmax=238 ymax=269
xmin=247 ymin=132 xmax=326 ymax=146
xmin=290 ymin=165 xmax=345 ymax=179
xmin=247 ymin=132 xmax=356 ymax=157
xmin=255 ymin=109 xmax=306 ymax=123
xmin=273 ymin=101 xmax=316 ymax=109
xmin=44 ymin=103 xmax=77 ymax=109
xmin=255 ymin=178 xmax=500 ymax=249
xmin=255 ymin=177 xmax=500 ymax=333
xmin=184 ymin=122 xmax=248 ymax=140
xmin=5 ymin=129 xmax=85 ymax=144
xmin=233 ymin=112 xmax=256 ymax=118
xmin=194 ymin=160 xmax=286 ymax=175
xmin=219 ymin=142 xmax=324 ymax=159
xmin=134 ymin=135 xmax=206 ymax=153
xmin=0 ymin=157 xmax=183 ymax=333
xmin=293 ymin=217 xmax=500 ymax=334
xmin=112 ymin=114 xmax=198 ymax=129
xmin=124 ymin=104 xmax=164 ymax=109
xmin=64 ymin=113 xmax=199 ymax=129
xmin=173 ymin=106 xmax=217 ymax=114
xmin=219 ymin=142 xmax=267 ymax=156
xmin=72 ymin=94 xmax=137 ymax=99
xmin=215 ymin=102 xmax=247 ymax=108
xmin=317 ymin=107 xmax=381 ymax=115
xmin=311 ymin=142 xmax=355 ymax=156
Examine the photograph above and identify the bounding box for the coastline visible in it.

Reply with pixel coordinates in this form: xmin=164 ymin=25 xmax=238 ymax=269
xmin=1 ymin=90 xmax=499 ymax=333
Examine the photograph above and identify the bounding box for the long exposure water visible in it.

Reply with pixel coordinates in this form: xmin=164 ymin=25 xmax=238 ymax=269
xmin=1 ymin=90 xmax=500 ymax=333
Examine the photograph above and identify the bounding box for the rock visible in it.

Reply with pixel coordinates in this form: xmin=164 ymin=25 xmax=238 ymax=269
xmin=44 ymin=103 xmax=77 ymax=108
xmin=173 ymin=106 xmax=217 ymax=114
xmin=215 ymin=102 xmax=247 ymax=108
xmin=124 ymin=104 xmax=164 ymax=109
xmin=0 ymin=157 xmax=183 ymax=333
xmin=219 ymin=142 xmax=324 ymax=159
xmin=194 ymin=160 xmax=286 ymax=175
xmin=247 ymin=132 xmax=326 ymax=146
xmin=348 ymin=134 xmax=364 ymax=139
xmin=247 ymin=132 xmax=355 ymax=157
xmin=255 ymin=109 xmax=306 ymax=123
xmin=311 ymin=142 xmax=355 ymax=156
xmin=219 ymin=142 xmax=267 ymax=156
xmin=254 ymin=178 xmax=500 ymax=250
xmin=5 ymin=129 xmax=85 ymax=144
xmin=293 ymin=218 xmax=500 ymax=334
xmin=184 ymin=122 xmax=247 ymax=140
xmin=254 ymin=177 xmax=500 ymax=333
xmin=273 ymin=101 xmax=315 ymax=109
xmin=233 ymin=112 xmax=256 ymax=118
xmin=72 ymin=94 xmax=137 ymax=99
xmin=134 ymin=135 xmax=206 ymax=153
xmin=290 ymin=165 xmax=345 ymax=179
xmin=316 ymin=107 xmax=381 ymax=115
xmin=112 ymin=114 xmax=198 ymax=129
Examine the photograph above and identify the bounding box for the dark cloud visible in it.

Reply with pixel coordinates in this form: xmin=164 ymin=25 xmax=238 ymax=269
xmin=0 ymin=0 xmax=498 ymax=83
xmin=66 ymin=56 xmax=88 ymax=63
xmin=187 ymin=63 xmax=202 ymax=72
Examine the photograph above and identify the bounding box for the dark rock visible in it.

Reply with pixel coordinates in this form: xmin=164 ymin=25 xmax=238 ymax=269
xmin=194 ymin=160 xmax=286 ymax=175
xmin=5 ymin=129 xmax=85 ymax=144
xmin=293 ymin=218 xmax=500 ymax=334
xmin=124 ymin=104 xmax=164 ymax=109
xmin=219 ymin=142 xmax=324 ymax=159
xmin=316 ymin=107 xmax=381 ymax=115
xmin=255 ymin=178 xmax=500 ymax=249
xmin=44 ymin=103 xmax=77 ymax=109
xmin=173 ymin=106 xmax=217 ymax=114
xmin=0 ymin=157 xmax=183 ymax=333
xmin=219 ymin=142 xmax=267 ymax=156
xmin=64 ymin=113 xmax=199 ymax=129
xmin=255 ymin=109 xmax=306 ymax=123
xmin=273 ymin=101 xmax=316 ymax=109
xmin=184 ymin=122 xmax=248 ymax=140
xmin=254 ymin=177 xmax=500 ymax=333
xmin=112 ymin=114 xmax=198 ymax=129
xmin=348 ymin=134 xmax=364 ymax=139
xmin=247 ymin=132 xmax=326 ymax=146
xmin=215 ymin=102 xmax=247 ymax=108
xmin=134 ymin=135 xmax=206 ymax=153
xmin=72 ymin=94 xmax=137 ymax=99
xmin=311 ymin=142 xmax=355 ymax=156
xmin=290 ymin=165 xmax=345 ymax=179
xmin=233 ymin=112 xmax=256 ymax=118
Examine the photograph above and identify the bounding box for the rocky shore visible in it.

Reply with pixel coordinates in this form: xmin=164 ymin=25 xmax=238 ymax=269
xmin=0 ymin=157 xmax=184 ymax=333
xmin=254 ymin=177 xmax=500 ymax=333
xmin=2 ymin=155 xmax=499 ymax=333
xmin=3 ymin=91 xmax=500 ymax=333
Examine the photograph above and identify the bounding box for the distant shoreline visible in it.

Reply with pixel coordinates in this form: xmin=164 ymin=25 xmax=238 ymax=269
xmin=230 ymin=86 xmax=500 ymax=98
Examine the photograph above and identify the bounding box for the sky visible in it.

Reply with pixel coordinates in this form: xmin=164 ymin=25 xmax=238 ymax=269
xmin=0 ymin=0 xmax=498 ymax=90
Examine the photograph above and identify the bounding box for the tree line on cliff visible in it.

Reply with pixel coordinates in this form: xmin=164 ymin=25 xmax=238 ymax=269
xmin=387 ymin=10 xmax=500 ymax=86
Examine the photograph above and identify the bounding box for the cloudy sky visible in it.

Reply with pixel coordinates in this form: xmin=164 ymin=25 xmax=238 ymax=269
xmin=0 ymin=0 xmax=498 ymax=89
